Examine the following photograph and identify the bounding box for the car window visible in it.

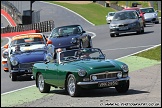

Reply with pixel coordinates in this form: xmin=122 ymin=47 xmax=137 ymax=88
xmin=50 ymin=26 xmax=82 ymax=38
xmin=108 ymin=12 xmax=115 ymax=16
xmin=141 ymin=8 xmax=155 ymax=13
xmin=59 ymin=48 xmax=105 ymax=63
xmin=113 ymin=11 xmax=137 ymax=20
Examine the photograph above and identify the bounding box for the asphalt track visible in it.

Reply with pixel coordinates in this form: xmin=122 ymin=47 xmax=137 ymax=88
xmin=1 ymin=1 xmax=161 ymax=107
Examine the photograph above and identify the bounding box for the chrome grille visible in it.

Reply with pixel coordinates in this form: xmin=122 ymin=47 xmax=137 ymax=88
xmin=90 ymin=71 xmax=120 ymax=81
xmin=19 ymin=63 xmax=34 ymax=68
xmin=19 ymin=61 xmax=43 ymax=69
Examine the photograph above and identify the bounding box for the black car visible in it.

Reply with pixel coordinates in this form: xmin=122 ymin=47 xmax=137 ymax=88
xmin=109 ymin=10 xmax=144 ymax=37
xmin=48 ymin=25 xmax=92 ymax=50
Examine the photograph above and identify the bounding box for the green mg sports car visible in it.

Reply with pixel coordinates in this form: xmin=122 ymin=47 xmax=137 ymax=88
xmin=32 ymin=48 xmax=130 ymax=97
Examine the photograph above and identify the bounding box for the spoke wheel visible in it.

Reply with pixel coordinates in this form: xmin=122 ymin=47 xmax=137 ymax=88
xmin=67 ymin=74 xmax=81 ymax=97
xmin=37 ymin=73 xmax=50 ymax=93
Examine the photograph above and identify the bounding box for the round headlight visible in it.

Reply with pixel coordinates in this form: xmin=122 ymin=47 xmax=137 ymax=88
xmin=2 ymin=51 xmax=9 ymax=58
xmin=71 ymin=38 xmax=77 ymax=44
xmin=78 ymin=69 xmax=87 ymax=77
xmin=11 ymin=59 xmax=18 ymax=66
xmin=121 ymin=64 xmax=129 ymax=72
xmin=117 ymin=71 xmax=122 ymax=78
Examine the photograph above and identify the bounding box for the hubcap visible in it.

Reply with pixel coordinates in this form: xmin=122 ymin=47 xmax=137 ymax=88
xmin=68 ymin=77 xmax=75 ymax=95
xmin=38 ymin=75 xmax=44 ymax=91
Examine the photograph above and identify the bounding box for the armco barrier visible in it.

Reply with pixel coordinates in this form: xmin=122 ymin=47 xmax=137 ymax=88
xmin=1 ymin=30 xmax=40 ymax=37
xmin=1 ymin=20 xmax=55 ymax=34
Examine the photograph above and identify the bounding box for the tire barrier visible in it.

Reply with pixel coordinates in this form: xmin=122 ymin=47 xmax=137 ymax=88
xmin=1 ymin=20 xmax=55 ymax=34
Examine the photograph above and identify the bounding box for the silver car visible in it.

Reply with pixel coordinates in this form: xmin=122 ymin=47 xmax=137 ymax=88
xmin=140 ymin=7 xmax=159 ymax=24
xmin=106 ymin=12 xmax=115 ymax=24
xmin=109 ymin=10 xmax=144 ymax=37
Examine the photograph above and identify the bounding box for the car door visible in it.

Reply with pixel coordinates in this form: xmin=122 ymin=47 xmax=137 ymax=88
xmin=44 ymin=62 xmax=58 ymax=86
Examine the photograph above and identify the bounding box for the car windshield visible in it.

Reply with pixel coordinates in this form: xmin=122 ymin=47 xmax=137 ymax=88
xmin=141 ymin=8 xmax=155 ymax=13
xmin=113 ymin=11 xmax=137 ymax=20
xmin=59 ymin=48 xmax=105 ymax=63
xmin=49 ymin=25 xmax=83 ymax=38
xmin=11 ymin=34 xmax=45 ymax=47
xmin=108 ymin=12 xmax=115 ymax=16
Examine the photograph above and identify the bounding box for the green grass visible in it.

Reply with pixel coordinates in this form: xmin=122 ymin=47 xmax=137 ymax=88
xmin=117 ymin=1 xmax=149 ymax=8
xmin=46 ymin=1 xmax=116 ymax=25
xmin=134 ymin=45 xmax=161 ymax=61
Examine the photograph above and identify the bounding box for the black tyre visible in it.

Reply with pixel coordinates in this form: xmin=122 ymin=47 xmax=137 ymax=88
xmin=37 ymin=73 xmax=51 ymax=93
xmin=115 ymin=80 xmax=129 ymax=93
xmin=79 ymin=41 xmax=83 ymax=48
xmin=11 ymin=73 xmax=17 ymax=81
xmin=110 ymin=33 xmax=115 ymax=37
xmin=66 ymin=74 xmax=81 ymax=97
xmin=88 ymin=38 xmax=92 ymax=48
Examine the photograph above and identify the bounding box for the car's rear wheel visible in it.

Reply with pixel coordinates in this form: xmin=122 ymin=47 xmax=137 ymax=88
xmin=66 ymin=74 xmax=81 ymax=97
xmin=11 ymin=73 xmax=17 ymax=81
xmin=115 ymin=80 xmax=129 ymax=93
xmin=37 ymin=73 xmax=51 ymax=93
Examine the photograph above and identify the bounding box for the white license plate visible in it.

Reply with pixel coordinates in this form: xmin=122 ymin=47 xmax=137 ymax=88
xmin=119 ymin=26 xmax=128 ymax=30
xmin=98 ymin=81 xmax=118 ymax=87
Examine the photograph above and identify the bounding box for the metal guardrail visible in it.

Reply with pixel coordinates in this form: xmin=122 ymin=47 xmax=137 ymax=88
xmin=1 ymin=20 xmax=55 ymax=34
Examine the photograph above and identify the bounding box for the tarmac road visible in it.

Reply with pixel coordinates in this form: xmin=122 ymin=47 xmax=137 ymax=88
xmin=1 ymin=1 xmax=161 ymax=107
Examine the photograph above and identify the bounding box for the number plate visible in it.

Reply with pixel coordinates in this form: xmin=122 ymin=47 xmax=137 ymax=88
xmin=119 ymin=26 xmax=128 ymax=30
xmin=98 ymin=81 xmax=118 ymax=87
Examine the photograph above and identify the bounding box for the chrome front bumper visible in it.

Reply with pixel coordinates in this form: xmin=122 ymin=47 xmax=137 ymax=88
xmin=77 ymin=77 xmax=130 ymax=85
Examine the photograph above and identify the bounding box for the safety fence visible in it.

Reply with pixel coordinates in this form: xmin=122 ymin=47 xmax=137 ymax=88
xmin=1 ymin=20 xmax=55 ymax=34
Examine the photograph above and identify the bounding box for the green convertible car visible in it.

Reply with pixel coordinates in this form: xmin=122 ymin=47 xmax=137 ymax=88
xmin=32 ymin=48 xmax=130 ymax=97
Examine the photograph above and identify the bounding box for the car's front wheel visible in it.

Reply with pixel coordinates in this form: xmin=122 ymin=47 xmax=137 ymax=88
xmin=66 ymin=74 xmax=81 ymax=97
xmin=11 ymin=73 xmax=17 ymax=81
xmin=37 ymin=73 xmax=51 ymax=93
xmin=110 ymin=33 xmax=115 ymax=37
xmin=115 ymin=80 xmax=129 ymax=93
xmin=88 ymin=38 xmax=92 ymax=48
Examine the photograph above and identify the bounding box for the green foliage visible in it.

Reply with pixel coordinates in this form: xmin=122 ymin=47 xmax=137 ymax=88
xmin=134 ymin=45 xmax=161 ymax=61
xmin=117 ymin=1 xmax=149 ymax=8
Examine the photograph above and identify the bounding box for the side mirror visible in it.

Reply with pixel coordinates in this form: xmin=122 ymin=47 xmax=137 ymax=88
xmin=142 ymin=12 xmax=145 ymax=14
xmin=3 ymin=44 xmax=8 ymax=49
xmin=156 ymin=10 xmax=158 ymax=13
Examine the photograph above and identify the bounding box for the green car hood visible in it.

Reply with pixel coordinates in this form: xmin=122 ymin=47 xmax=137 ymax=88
xmin=69 ymin=59 xmax=120 ymax=70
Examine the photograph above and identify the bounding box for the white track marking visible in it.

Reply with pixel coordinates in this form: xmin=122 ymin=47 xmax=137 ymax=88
xmin=1 ymin=14 xmax=12 ymax=26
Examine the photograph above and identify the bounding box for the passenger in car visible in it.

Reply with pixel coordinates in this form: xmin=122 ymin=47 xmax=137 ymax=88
xmin=14 ymin=45 xmax=21 ymax=53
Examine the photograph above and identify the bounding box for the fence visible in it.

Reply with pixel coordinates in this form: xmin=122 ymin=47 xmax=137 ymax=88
xmin=1 ymin=20 xmax=55 ymax=34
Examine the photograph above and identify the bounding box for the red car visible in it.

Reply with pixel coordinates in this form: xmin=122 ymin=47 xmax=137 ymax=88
xmin=123 ymin=7 xmax=146 ymax=27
